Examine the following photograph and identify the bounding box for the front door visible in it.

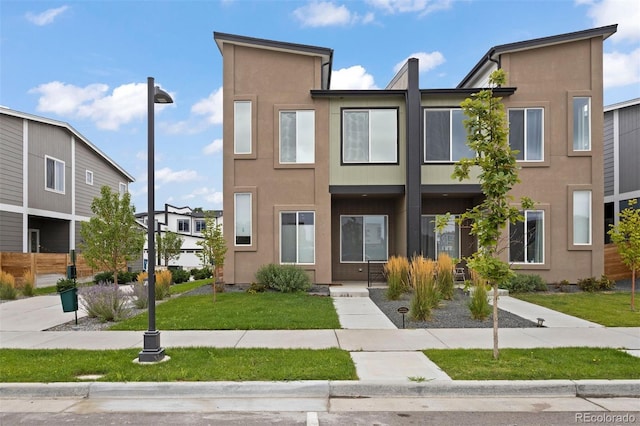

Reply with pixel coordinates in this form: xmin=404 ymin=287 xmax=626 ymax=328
xmin=28 ymin=229 xmax=40 ymax=253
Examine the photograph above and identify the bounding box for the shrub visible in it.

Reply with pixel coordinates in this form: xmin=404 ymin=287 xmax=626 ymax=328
xmin=93 ymin=270 xmax=137 ymax=284
xmin=93 ymin=271 xmax=113 ymax=284
xmin=577 ymin=275 xmax=616 ymax=292
xmin=118 ymin=270 xmax=138 ymax=284
xmin=79 ymin=283 xmax=130 ymax=322
xmin=246 ymin=282 xmax=267 ymax=294
xmin=436 ymin=253 xmax=455 ymax=300
xmin=0 ymin=271 xmax=18 ymax=300
xmin=155 ymin=270 xmax=172 ymax=300
xmin=554 ymin=279 xmax=570 ymax=292
xmin=384 ymin=256 xmax=410 ymax=300
xmin=20 ymin=270 xmax=35 ymax=297
xmin=131 ymin=281 xmax=149 ymax=309
xmin=171 ymin=268 xmax=190 ymax=284
xmin=409 ymin=256 xmax=438 ymax=321
xmin=255 ymin=263 xmax=312 ymax=293
xmin=502 ymin=273 xmax=547 ymax=293
xmin=468 ymin=270 xmax=491 ymax=320
xmin=192 ymin=267 xmax=212 ymax=280
xmin=56 ymin=278 xmax=76 ymax=293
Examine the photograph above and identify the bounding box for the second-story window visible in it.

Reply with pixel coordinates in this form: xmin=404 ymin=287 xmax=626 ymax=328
xmin=177 ymin=219 xmax=190 ymax=233
xmin=280 ymin=110 xmax=315 ymax=163
xmin=509 ymin=108 xmax=543 ymax=161
xmin=45 ymin=156 xmax=65 ymax=194
xmin=85 ymin=170 xmax=94 ymax=185
xmin=573 ymin=97 xmax=591 ymax=151
xmin=234 ymin=101 xmax=252 ymax=154
xmin=195 ymin=219 xmax=206 ymax=232
xmin=424 ymin=108 xmax=472 ymax=162
xmin=342 ymin=109 xmax=398 ymax=164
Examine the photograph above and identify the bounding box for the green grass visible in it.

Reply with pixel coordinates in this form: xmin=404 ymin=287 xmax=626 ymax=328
xmin=110 ymin=292 xmax=340 ymax=330
xmin=170 ymin=279 xmax=212 ymax=295
xmin=0 ymin=348 xmax=356 ymax=382
xmin=514 ymin=291 xmax=639 ymax=327
xmin=424 ymin=348 xmax=640 ymax=380
xmin=33 ymin=286 xmax=58 ymax=296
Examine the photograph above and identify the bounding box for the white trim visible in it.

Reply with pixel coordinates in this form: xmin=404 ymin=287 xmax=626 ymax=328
xmin=28 ymin=229 xmax=40 ymax=253
xmin=44 ymin=155 xmax=65 ymax=194
xmin=71 ymin=136 xmax=76 ymax=250
xmin=279 ymin=211 xmax=316 ymax=265
xmin=604 ymin=97 xmax=640 ymax=112
xmin=22 ymin=119 xmax=29 ymax=252
xmin=0 ymin=203 xmax=91 ymax=222
xmin=85 ymin=170 xmax=94 ymax=185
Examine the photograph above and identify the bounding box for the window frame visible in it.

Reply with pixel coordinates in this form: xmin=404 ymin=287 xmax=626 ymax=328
xmin=572 ymin=96 xmax=591 ymax=152
xmin=572 ymin=189 xmax=592 ymax=246
xmin=194 ymin=219 xmax=206 ymax=233
xmin=421 ymin=214 xmax=460 ymax=260
xmin=234 ymin=100 xmax=252 ymax=155
xmin=279 ymin=211 xmax=315 ymax=265
xmin=177 ymin=219 xmax=190 ymax=233
xmin=423 ymin=108 xmax=472 ymax=163
xmin=341 ymin=108 xmax=399 ymax=165
xmin=85 ymin=170 xmax=94 ymax=186
xmin=234 ymin=192 xmax=252 ymax=247
xmin=279 ymin=110 xmax=315 ymax=164
xmin=508 ymin=107 xmax=544 ymax=162
xmin=339 ymin=214 xmax=389 ymax=263
xmin=119 ymin=182 xmax=127 ymax=196
xmin=44 ymin=155 xmax=65 ymax=194
xmin=509 ymin=210 xmax=545 ymax=265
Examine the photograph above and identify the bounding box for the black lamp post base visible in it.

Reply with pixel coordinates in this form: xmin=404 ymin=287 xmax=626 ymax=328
xmin=138 ymin=331 xmax=165 ymax=363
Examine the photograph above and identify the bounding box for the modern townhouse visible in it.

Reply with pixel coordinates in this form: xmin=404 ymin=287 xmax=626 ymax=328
xmin=0 ymin=107 xmax=134 ymax=254
xmin=214 ymin=24 xmax=617 ymax=285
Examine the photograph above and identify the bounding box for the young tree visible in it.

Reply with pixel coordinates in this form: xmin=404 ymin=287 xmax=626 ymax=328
xmin=80 ymin=185 xmax=145 ymax=285
xmin=453 ymin=69 xmax=534 ymax=359
xmin=156 ymin=231 xmax=184 ymax=267
xmin=197 ymin=219 xmax=227 ymax=301
xmin=608 ymin=198 xmax=639 ymax=311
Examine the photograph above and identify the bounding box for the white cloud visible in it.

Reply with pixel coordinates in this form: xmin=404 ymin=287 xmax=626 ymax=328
xmin=29 ymin=81 xmax=108 ymax=115
xmin=183 ymin=187 xmax=223 ymax=206
xmin=156 ymin=167 xmax=199 ymax=184
xmin=393 ymin=51 xmax=445 ymax=73
xmin=366 ymin=0 xmax=451 ymax=16
xmin=165 ymin=87 xmax=222 ymax=135
xmin=26 ymin=6 xmax=69 ymax=26
xmin=331 ymin=65 xmax=378 ymax=89
xmin=580 ymin=0 xmax=640 ymax=43
xmin=293 ymin=1 xmax=354 ymax=27
xmin=604 ymin=48 xmax=640 ymax=88
xmin=203 ymin=139 xmax=223 ymax=155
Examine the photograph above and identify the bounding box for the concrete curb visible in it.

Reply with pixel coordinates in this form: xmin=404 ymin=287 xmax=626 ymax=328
xmin=2 ymin=380 xmax=638 ymax=399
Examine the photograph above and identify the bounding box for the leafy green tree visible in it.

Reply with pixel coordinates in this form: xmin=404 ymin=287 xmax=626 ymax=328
xmin=156 ymin=231 xmax=184 ymax=267
xmin=80 ymin=186 xmax=145 ymax=285
xmin=197 ymin=219 xmax=227 ymax=301
xmin=452 ymin=69 xmax=534 ymax=359
xmin=608 ymin=198 xmax=639 ymax=311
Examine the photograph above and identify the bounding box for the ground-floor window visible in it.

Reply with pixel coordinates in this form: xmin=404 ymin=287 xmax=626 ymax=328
xmin=509 ymin=210 xmax=544 ymax=264
xmin=421 ymin=215 xmax=459 ymax=260
xmin=340 ymin=215 xmax=388 ymax=262
xmin=281 ymin=211 xmax=315 ymax=264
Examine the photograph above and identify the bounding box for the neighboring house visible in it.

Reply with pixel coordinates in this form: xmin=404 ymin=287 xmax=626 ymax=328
xmin=0 ymin=107 xmax=134 ymax=254
xmin=214 ymin=25 xmax=616 ymax=285
xmin=136 ymin=204 xmax=223 ymax=269
xmin=604 ymin=98 xmax=640 ymax=243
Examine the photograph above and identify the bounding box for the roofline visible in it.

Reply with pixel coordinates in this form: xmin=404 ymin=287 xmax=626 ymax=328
xmin=458 ymin=24 xmax=618 ymax=88
xmin=213 ymin=32 xmax=334 ymax=90
xmin=311 ymin=89 xmax=406 ymax=98
xmin=0 ymin=107 xmax=135 ymax=182
xmin=604 ymin=97 xmax=640 ymax=112
xmin=420 ymin=87 xmax=517 ymax=97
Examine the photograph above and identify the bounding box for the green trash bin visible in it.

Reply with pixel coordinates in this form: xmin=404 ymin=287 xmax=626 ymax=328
xmin=59 ymin=287 xmax=78 ymax=312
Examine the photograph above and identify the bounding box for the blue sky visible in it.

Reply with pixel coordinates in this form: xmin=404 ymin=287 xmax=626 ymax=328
xmin=2 ymin=0 xmax=639 ymax=214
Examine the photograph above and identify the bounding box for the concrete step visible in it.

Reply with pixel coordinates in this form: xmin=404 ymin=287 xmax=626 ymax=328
xmin=329 ymin=286 xmax=369 ymax=297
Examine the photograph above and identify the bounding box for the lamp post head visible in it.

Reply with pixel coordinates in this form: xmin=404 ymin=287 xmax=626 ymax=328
xmin=154 ymin=86 xmax=173 ymax=104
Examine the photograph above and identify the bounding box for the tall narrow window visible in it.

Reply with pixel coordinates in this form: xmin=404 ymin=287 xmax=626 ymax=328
xmin=45 ymin=156 xmax=65 ymax=193
xmin=342 ymin=109 xmax=397 ymax=163
xmin=119 ymin=182 xmax=127 ymax=196
xmin=424 ymin=109 xmax=472 ymax=162
xmin=573 ymin=190 xmax=592 ymax=245
xmin=280 ymin=212 xmax=315 ymax=264
xmin=509 ymin=108 xmax=543 ymax=161
xmin=85 ymin=170 xmax=94 ymax=185
xmin=573 ymin=97 xmax=591 ymax=151
xmin=421 ymin=215 xmax=460 ymax=260
xmin=510 ymin=210 xmax=544 ymax=264
xmin=234 ymin=101 xmax=252 ymax=154
xmin=234 ymin=193 xmax=252 ymax=245
xmin=340 ymin=215 xmax=388 ymax=262
xmin=280 ymin=110 xmax=315 ymax=163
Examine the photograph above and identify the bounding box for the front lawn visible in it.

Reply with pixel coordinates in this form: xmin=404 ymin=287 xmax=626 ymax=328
xmin=0 ymin=347 xmax=356 ymax=382
xmin=109 ymin=292 xmax=340 ymax=330
xmin=514 ymin=291 xmax=639 ymax=327
xmin=424 ymin=347 xmax=640 ymax=380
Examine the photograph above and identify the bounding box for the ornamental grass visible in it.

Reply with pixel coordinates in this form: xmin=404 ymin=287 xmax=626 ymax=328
xmin=436 ymin=253 xmax=455 ymax=300
xmin=384 ymin=256 xmax=410 ymax=300
xmin=0 ymin=270 xmax=17 ymax=300
xmin=468 ymin=269 xmax=491 ymax=320
xmin=20 ymin=269 xmax=36 ymax=297
xmin=409 ymin=256 xmax=439 ymax=321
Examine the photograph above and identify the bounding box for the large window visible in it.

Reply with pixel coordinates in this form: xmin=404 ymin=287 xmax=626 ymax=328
xmin=573 ymin=190 xmax=592 ymax=245
xmin=510 ymin=210 xmax=544 ymax=264
xmin=424 ymin=109 xmax=472 ymax=162
xmin=573 ymin=97 xmax=591 ymax=151
xmin=280 ymin=212 xmax=315 ymax=264
xmin=234 ymin=193 xmax=252 ymax=246
xmin=177 ymin=219 xmax=190 ymax=233
xmin=421 ymin=215 xmax=460 ymax=260
xmin=280 ymin=111 xmax=315 ymax=163
xmin=340 ymin=215 xmax=388 ymax=262
xmin=509 ymin=108 xmax=543 ymax=161
xmin=195 ymin=219 xmax=206 ymax=233
xmin=234 ymin=101 xmax=252 ymax=154
xmin=45 ymin=156 xmax=65 ymax=193
xmin=342 ymin=109 xmax=397 ymax=163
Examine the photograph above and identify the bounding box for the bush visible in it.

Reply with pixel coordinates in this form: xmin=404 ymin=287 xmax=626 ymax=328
xmin=79 ymin=283 xmax=130 ymax=322
xmin=20 ymin=270 xmax=35 ymax=297
xmin=502 ymin=273 xmax=547 ymax=293
xmin=436 ymin=253 xmax=455 ymax=300
xmin=384 ymin=256 xmax=410 ymax=300
xmin=56 ymin=278 xmax=76 ymax=293
xmin=93 ymin=271 xmax=113 ymax=284
xmin=155 ymin=270 xmax=172 ymax=300
xmin=468 ymin=271 xmax=491 ymax=320
xmin=577 ymin=275 xmax=616 ymax=292
xmin=192 ymin=267 xmax=212 ymax=280
xmin=93 ymin=270 xmax=138 ymax=284
xmin=409 ymin=256 xmax=438 ymax=321
xmin=255 ymin=264 xmax=312 ymax=293
xmin=171 ymin=268 xmax=190 ymax=284
xmin=246 ymin=282 xmax=267 ymax=294
xmin=131 ymin=281 xmax=149 ymax=309
xmin=0 ymin=271 xmax=18 ymax=300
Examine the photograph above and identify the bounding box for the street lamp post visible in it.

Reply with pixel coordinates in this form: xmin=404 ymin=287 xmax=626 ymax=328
xmin=139 ymin=77 xmax=173 ymax=363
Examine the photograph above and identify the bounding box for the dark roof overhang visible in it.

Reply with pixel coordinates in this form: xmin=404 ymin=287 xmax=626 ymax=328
xmin=420 ymin=87 xmax=517 ymax=97
xmin=311 ymin=89 xmax=406 ymax=98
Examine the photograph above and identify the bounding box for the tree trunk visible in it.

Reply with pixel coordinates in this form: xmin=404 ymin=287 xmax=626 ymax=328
xmin=212 ymin=268 xmax=217 ymax=303
xmin=113 ymin=269 xmax=118 ymax=286
xmin=492 ymin=282 xmax=499 ymax=360
xmin=632 ymin=268 xmax=636 ymax=312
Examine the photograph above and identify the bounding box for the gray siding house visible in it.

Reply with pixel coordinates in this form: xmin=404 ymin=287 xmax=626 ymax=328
xmin=0 ymin=107 xmax=134 ymax=253
xmin=604 ymin=98 xmax=640 ymax=242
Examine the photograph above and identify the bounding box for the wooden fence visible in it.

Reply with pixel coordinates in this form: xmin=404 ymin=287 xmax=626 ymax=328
xmin=604 ymin=243 xmax=632 ymax=281
xmin=0 ymin=252 xmax=97 ymax=285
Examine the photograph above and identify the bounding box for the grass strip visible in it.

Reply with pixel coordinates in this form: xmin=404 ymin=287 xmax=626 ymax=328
xmin=109 ymin=292 xmax=340 ymax=330
xmin=0 ymin=347 xmax=356 ymax=382
xmin=170 ymin=279 xmax=212 ymax=295
xmin=424 ymin=347 xmax=640 ymax=380
xmin=514 ymin=292 xmax=639 ymax=327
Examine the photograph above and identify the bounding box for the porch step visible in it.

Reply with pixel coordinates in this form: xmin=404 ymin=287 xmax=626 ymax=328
xmin=330 ymin=286 xmax=370 ymax=297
